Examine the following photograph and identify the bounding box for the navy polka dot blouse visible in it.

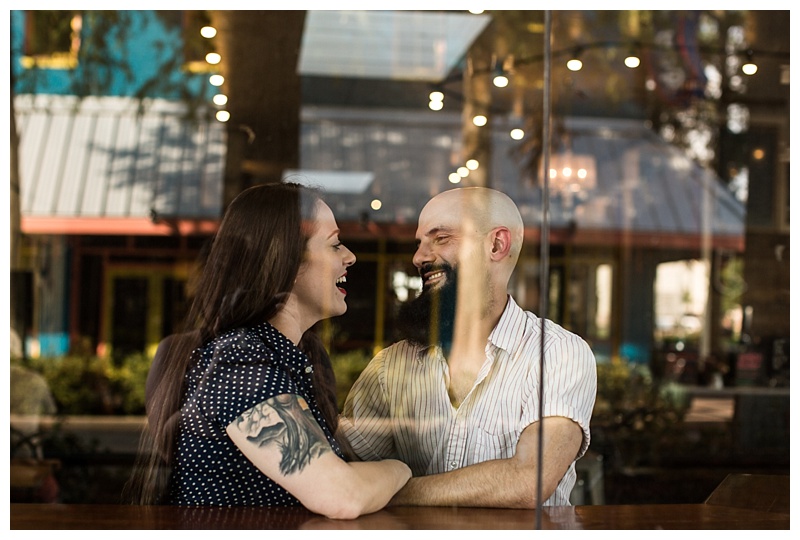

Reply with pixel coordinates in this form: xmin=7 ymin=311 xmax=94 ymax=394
xmin=168 ymin=322 xmax=343 ymax=506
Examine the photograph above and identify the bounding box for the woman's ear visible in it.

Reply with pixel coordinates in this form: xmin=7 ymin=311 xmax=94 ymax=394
xmin=489 ymin=227 xmax=512 ymax=261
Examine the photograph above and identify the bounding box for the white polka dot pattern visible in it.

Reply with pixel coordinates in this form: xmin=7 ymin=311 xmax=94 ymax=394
xmin=169 ymin=322 xmax=342 ymax=506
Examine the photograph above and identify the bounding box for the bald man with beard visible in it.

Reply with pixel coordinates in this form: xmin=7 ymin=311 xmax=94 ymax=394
xmin=338 ymin=187 xmax=599 ymax=508
xmin=339 ymin=187 xmax=597 ymax=508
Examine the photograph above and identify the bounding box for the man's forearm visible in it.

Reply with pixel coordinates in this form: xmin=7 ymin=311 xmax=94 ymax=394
xmin=389 ymin=458 xmax=538 ymax=509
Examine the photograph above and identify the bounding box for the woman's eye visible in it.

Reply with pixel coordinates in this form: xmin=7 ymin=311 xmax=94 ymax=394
xmin=332 ymin=242 xmax=342 ymax=250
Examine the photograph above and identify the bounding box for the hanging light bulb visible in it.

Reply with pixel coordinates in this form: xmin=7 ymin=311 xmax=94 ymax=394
xmin=200 ymin=26 xmax=217 ymax=38
xmin=742 ymin=49 xmax=757 ymax=75
xmin=472 ymin=115 xmax=488 ymax=127
xmin=494 ymin=55 xmax=514 ymax=88
xmin=493 ymin=72 xmax=509 ymax=88
xmin=215 ymin=110 xmax=230 ymax=122
xmin=205 ymin=52 xmax=221 ymax=65
xmin=429 ymin=90 xmax=444 ymax=111
xmin=466 ymin=159 xmax=479 ymax=170
xmin=209 ymin=74 xmax=224 ymax=86
xmin=624 ymin=54 xmax=640 ymax=68
xmin=510 ymin=128 xmax=525 ymax=140
xmin=449 ymin=172 xmax=462 ymax=184
xmin=212 ymin=94 xmax=228 ymax=106
xmin=567 ymin=46 xmax=583 ymax=71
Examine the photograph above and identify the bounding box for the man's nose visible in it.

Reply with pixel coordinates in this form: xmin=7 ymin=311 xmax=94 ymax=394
xmin=412 ymin=243 xmax=433 ymax=269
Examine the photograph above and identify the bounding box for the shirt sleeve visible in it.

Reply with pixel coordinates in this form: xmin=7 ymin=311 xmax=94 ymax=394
xmin=198 ymin=334 xmax=296 ymax=428
xmin=522 ymin=330 xmax=598 ymax=459
xmin=339 ymin=350 xmax=396 ymax=461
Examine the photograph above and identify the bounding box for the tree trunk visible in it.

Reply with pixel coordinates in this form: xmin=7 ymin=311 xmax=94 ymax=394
xmin=209 ymin=10 xmax=306 ymax=210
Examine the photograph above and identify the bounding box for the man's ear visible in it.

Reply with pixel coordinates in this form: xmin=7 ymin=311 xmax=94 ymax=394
xmin=488 ymin=227 xmax=512 ymax=261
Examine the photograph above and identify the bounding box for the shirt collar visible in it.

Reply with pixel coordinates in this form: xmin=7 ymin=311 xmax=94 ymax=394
xmin=252 ymin=321 xmax=314 ymax=375
xmin=487 ymin=295 xmax=528 ymax=354
xmin=411 ymin=295 xmax=528 ymax=362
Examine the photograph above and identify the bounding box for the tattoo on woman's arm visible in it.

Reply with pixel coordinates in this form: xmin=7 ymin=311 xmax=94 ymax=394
xmin=233 ymin=394 xmax=331 ymax=475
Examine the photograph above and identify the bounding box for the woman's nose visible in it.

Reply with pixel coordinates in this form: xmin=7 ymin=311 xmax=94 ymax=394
xmin=344 ymin=246 xmax=356 ymax=266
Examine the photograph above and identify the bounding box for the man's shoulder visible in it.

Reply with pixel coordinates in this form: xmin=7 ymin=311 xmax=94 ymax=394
xmin=375 ymin=339 xmax=427 ymax=362
xmin=512 ymin=304 xmax=593 ymax=352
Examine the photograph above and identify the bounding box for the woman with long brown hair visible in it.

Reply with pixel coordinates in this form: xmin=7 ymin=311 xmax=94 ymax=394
xmin=126 ymin=182 xmax=409 ymax=519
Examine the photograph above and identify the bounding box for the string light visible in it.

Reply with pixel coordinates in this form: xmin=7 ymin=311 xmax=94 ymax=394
xmin=567 ymin=46 xmax=583 ymax=72
xmin=472 ymin=115 xmax=488 ymax=127
xmin=204 ymin=24 xmax=230 ymax=127
xmin=510 ymin=128 xmax=525 ymax=140
xmin=566 ymin=58 xmax=583 ymax=71
xmin=624 ymin=54 xmax=640 ymax=68
xmin=448 ymin=172 xmax=462 ymax=184
xmin=466 ymin=159 xmax=479 ymax=170
xmin=742 ymin=49 xmax=757 ymax=75
xmin=457 ymin=166 xmax=470 ymax=177
xmin=493 ymin=73 xmax=509 ymax=87
xmin=429 ymin=90 xmax=444 ymax=111
xmin=371 ymin=199 xmax=382 ymax=210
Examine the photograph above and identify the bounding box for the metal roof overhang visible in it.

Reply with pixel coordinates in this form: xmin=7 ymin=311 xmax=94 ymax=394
xmin=16 ymin=96 xmax=745 ymax=252
xmin=16 ymin=94 xmax=225 ymax=236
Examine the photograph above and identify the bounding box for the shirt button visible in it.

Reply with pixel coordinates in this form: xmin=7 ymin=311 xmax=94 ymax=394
xmin=450 ymin=461 xmax=458 ymax=469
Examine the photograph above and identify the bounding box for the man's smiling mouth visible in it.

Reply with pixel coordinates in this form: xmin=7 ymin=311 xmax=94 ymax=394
xmin=422 ymin=269 xmax=447 ymax=288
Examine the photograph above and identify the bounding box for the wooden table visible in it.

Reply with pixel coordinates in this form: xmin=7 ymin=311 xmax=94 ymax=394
xmin=10 ymin=502 xmax=789 ymax=530
xmin=10 ymin=474 xmax=789 ymax=530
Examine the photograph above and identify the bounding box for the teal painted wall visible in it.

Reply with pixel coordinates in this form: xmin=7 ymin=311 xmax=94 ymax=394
xmin=11 ymin=10 xmax=212 ymax=100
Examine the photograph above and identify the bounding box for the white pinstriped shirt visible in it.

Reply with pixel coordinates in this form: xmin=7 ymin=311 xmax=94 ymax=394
xmin=340 ymin=295 xmax=597 ymax=506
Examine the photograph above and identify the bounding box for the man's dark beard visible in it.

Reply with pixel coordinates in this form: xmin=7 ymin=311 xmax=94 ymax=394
xmin=395 ymin=264 xmax=458 ymax=353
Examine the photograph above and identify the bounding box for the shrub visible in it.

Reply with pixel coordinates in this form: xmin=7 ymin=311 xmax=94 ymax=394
xmin=11 ymin=354 xmax=151 ymax=416
xmin=330 ymin=349 xmax=372 ymax=410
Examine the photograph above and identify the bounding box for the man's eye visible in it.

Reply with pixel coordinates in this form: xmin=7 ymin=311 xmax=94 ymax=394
xmin=434 ymin=236 xmax=449 ymax=244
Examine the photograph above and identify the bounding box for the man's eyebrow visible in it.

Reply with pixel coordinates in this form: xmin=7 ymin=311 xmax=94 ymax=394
xmin=415 ymin=226 xmax=455 ymax=244
xmin=424 ymin=226 xmax=454 ymax=237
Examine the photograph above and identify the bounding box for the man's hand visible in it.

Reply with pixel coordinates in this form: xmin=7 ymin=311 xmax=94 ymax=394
xmin=389 ymin=416 xmax=583 ymax=508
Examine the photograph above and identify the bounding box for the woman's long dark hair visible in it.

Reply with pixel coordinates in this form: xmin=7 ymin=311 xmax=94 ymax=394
xmin=125 ymin=182 xmax=340 ymax=505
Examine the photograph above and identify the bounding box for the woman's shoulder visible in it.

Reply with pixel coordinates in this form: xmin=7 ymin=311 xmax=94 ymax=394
xmin=202 ymin=326 xmax=277 ymax=364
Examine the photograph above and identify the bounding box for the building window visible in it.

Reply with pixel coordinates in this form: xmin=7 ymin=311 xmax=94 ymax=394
xmin=21 ymin=11 xmax=82 ymax=70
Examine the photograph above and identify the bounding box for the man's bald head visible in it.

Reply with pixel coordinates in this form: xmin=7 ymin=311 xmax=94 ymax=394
xmin=419 ymin=187 xmax=524 ymax=264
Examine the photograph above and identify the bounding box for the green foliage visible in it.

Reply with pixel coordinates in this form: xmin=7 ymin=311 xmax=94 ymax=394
xmin=330 ymin=349 xmax=373 ymax=411
xmin=11 ymin=354 xmax=151 ymax=416
xmin=11 ymin=348 xmax=370 ymax=417
xmin=592 ymin=360 xmax=692 ymax=469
